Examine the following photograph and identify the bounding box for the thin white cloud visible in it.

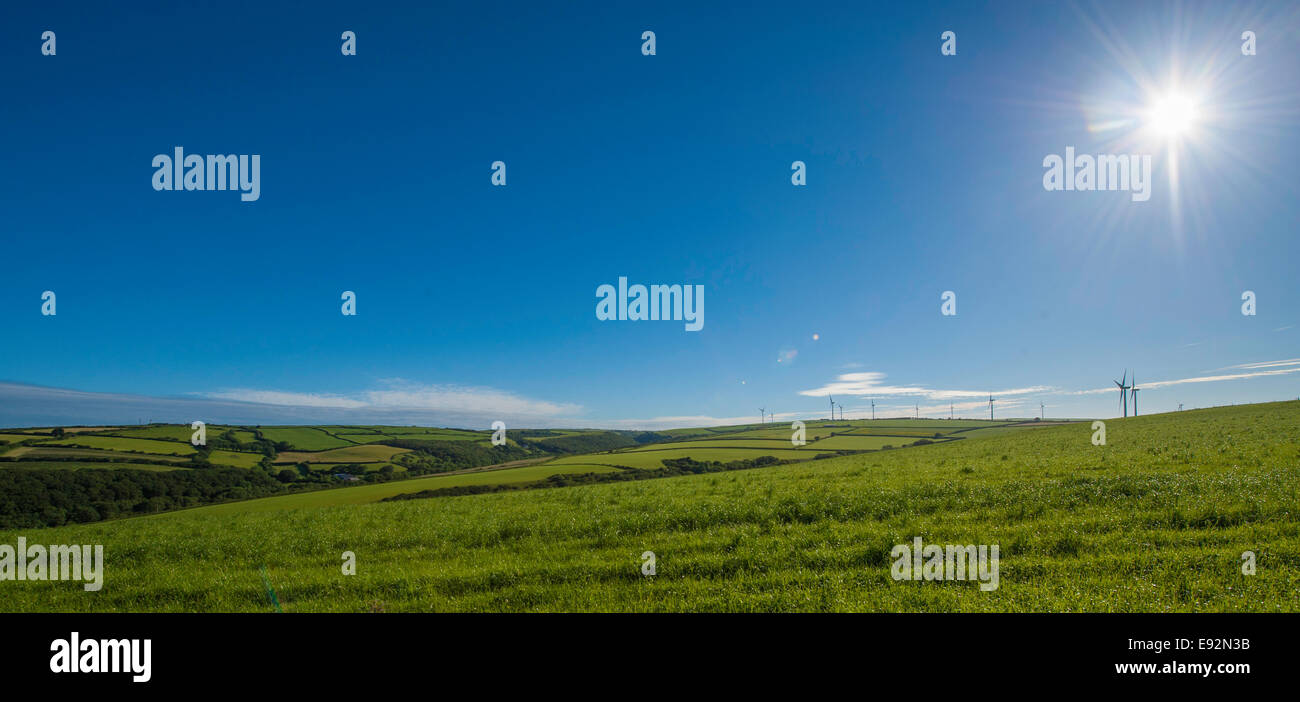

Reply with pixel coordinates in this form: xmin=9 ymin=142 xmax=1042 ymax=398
xmin=0 ymin=380 xmax=583 ymax=430
xmin=804 ymin=360 xmax=1300 ymax=411
xmin=1066 ymin=363 xmax=1300 ymax=395
xmin=204 ymin=390 xmax=367 ymax=408
xmin=1220 ymin=358 xmax=1300 ymax=370
xmin=595 ymin=414 xmax=762 ymax=430
xmin=362 ymin=385 xmax=579 ymax=417
xmin=850 ymin=397 xmax=1027 ymax=417
xmin=1069 ymin=386 xmax=1129 ymax=396
xmin=204 ymin=382 xmax=581 ymax=419
xmin=798 ymin=371 xmax=1052 ymax=401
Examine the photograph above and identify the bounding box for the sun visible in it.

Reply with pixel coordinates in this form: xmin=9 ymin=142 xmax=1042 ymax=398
xmin=1144 ymin=92 xmax=1200 ymax=138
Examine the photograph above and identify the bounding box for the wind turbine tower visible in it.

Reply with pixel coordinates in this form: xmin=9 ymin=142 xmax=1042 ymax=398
xmin=1130 ymin=374 xmax=1140 ymax=416
xmin=1114 ymin=370 xmax=1130 ymax=417
xmin=759 ymin=408 xmax=766 ymax=424
xmin=988 ymin=394 xmax=996 ymax=420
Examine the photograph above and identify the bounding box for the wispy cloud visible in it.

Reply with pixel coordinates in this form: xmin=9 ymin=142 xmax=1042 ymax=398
xmin=0 ymin=381 xmax=583 ymax=430
xmin=203 ymin=380 xmax=582 ymax=420
xmin=595 ymin=414 xmax=761 ymax=430
xmin=203 ymin=390 xmax=367 ymax=409
xmin=798 ymin=371 xmax=1052 ymax=401
xmin=804 ymin=360 xmax=1300 ymax=411
xmin=843 ymin=397 xmax=1028 ymax=418
xmin=1067 ymin=362 xmax=1300 ymax=395
xmin=1219 ymin=358 xmax=1300 ymax=371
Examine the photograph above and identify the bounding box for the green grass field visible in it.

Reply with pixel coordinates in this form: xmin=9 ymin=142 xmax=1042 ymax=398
xmin=324 ymin=433 xmax=390 ymax=444
xmin=627 ymin=435 xmax=933 ymax=451
xmin=274 ymin=445 xmax=411 ymax=465
xmin=3 ymin=447 xmax=191 ymax=463
xmin=4 ymin=402 xmax=1295 ymax=613
xmin=100 ymin=425 xmax=252 ymax=443
xmin=305 ymin=462 xmax=404 ymax=474
xmin=152 ymin=462 xmax=625 ymax=515
xmin=327 ymin=427 xmax=486 ymax=443
xmin=720 ymin=419 xmax=998 ymax=442
xmin=0 ymin=461 xmax=185 ymax=472
xmin=574 ymin=446 xmax=819 ymax=469
xmin=11 ymin=435 xmax=263 ymax=470
xmin=35 ymin=435 xmax=197 ymax=455
xmin=810 ymin=435 xmax=947 ymax=450
xmin=256 ymin=427 xmax=356 ymax=451
xmin=207 ymin=451 xmax=267 ymax=469
xmin=575 ymin=425 xmax=952 ymax=462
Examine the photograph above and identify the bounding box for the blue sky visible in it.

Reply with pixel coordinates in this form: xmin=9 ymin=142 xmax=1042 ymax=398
xmin=2 ymin=0 xmax=1298 ymax=429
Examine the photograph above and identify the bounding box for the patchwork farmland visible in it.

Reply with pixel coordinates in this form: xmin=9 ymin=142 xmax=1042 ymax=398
xmin=0 ymin=416 xmax=1022 ymax=519
xmin=0 ymin=401 xmax=1296 ymax=612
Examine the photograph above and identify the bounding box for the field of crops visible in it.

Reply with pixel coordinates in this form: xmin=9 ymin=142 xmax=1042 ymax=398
xmin=0 ymin=418 xmax=1042 ymax=509
xmin=330 ymin=427 xmax=486 ymax=441
xmin=207 ymin=451 xmax=267 ymax=469
xmin=2 ymin=446 xmax=188 ymax=462
xmin=100 ymin=426 xmax=253 ymax=443
xmin=623 ymin=439 xmax=808 ymax=451
xmin=35 ymin=435 xmax=198 ymax=455
xmin=257 ymin=427 xmax=355 ymax=451
xmin=155 ymin=462 xmax=624 ymax=515
xmin=568 ymin=419 xmax=970 ymax=463
xmin=0 ymin=461 xmax=184 ymax=472
xmin=4 ymin=401 xmax=1295 ymax=613
xmin=562 ymin=446 xmax=819 ymax=469
xmin=274 ymin=445 xmax=411 ymax=465
xmin=304 ymin=462 xmax=403 ymax=474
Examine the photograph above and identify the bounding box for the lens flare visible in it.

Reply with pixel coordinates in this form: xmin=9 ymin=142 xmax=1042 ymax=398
xmin=1145 ymin=93 xmax=1199 ymax=137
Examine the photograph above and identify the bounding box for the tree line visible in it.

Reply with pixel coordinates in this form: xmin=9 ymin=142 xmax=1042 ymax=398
xmin=0 ymin=466 xmax=286 ymax=529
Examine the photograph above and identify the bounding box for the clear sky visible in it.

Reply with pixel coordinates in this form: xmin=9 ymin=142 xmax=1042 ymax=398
xmin=1 ymin=0 xmax=1298 ymax=429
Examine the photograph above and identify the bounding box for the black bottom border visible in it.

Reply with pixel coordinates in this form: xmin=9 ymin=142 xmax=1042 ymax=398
xmin=1 ymin=613 xmax=1289 ymax=691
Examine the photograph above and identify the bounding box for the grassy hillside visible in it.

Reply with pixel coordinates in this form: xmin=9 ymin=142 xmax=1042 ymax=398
xmin=274 ymin=445 xmax=411 ymax=465
xmin=154 ymin=462 xmax=624 ymax=516
xmin=0 ymin=423 xmax=657 ymax=525
xmin=2 ymin=402 xmax=1296 ymax=612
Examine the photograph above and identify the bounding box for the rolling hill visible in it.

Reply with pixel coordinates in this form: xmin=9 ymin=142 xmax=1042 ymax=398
xmin=2 ymin=402 xmax=1295 ymax=612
